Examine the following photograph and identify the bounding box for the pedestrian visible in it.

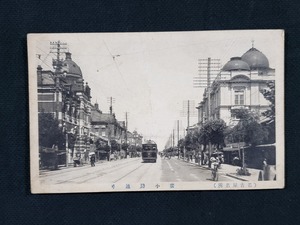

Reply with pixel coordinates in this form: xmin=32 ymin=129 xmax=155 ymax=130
xmin=218 ymin=154 xmax=223 ymax=168
xmin=90 ymin=154 xmax=95 ymax=167
xmin=73 ymin=153 xmax=81 ymax=167
xmin=263 ymin=158 xmax=268 ymax=170
xmin=233 ymin=156 xmax=239 ymax=166
xmin=210 ymin=156 xmax=217 ymax=169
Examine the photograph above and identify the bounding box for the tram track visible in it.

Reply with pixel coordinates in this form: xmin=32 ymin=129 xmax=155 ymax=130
xmin=135 ymin=163 xmax=154 ymax=183
xmin=56 ymin=159 xmax=143 ymax=184
xmin=112 ymin=163 xmax=146 ymax=183
xmin=40 ymin=158 xmax=140 ymax=179
xmin=78 ymin=160 xmax=157 ymax=184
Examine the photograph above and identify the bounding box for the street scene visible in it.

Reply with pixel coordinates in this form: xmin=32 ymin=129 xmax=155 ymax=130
xmin=40 ymin=157 xmax=237 ymax=185
xmin=29 ymin=30 xmax=283 ymax=192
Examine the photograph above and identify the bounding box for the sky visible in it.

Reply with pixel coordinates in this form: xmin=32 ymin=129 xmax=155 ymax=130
xmin=32 ymin=30 xmax=283 ymax=150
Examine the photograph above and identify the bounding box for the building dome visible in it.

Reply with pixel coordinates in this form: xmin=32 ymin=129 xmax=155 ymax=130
xmin=62 ymin=52 xmax=82 ymax=78
xmin=241 ymin=48 xmax=269 ymax=70
xmin=222 ymin=57 xmax=250 ymax=71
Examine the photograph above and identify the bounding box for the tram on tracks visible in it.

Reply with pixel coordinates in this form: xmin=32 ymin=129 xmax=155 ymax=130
xmin=142 ymin=140 xmax=158 ymax=163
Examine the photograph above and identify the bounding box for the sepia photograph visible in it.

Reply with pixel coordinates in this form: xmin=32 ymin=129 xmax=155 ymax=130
xmin=28 ymin=30 xmax=284 ymax=193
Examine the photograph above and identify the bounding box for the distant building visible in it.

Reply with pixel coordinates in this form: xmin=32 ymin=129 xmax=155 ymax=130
xmin=197 ymin=46 xmax=275 ymax=126
xmin=90 ymin=103 xmax=126 ymax=146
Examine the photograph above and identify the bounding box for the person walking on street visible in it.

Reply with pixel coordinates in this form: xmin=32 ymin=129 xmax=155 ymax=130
xmin=90 ymin=154 xmax=95 ymax=167
xmin=262 ymin=158 xmax=269 ymax=180
xmin=210 ymin=156 xmax=218 ymax=169
xmin=263 ymin=158 xmax=268 ymax=170
xmin=73 ymin=153 xmax=81 ymax=167
xmin=218 ymin=154 xmax=224 ymax=168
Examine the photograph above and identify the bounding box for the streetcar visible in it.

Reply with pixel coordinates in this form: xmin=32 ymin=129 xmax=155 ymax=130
xmin=142 ymin=140 xmax=158 ymax=163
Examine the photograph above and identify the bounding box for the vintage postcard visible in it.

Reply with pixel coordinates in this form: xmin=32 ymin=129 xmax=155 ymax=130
xmin=28 ymin=30 xmax=284 ymax=193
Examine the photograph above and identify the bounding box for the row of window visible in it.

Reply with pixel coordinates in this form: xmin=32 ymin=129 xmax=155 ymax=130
xmin=210 ymin=89 xmax=245 ymax=108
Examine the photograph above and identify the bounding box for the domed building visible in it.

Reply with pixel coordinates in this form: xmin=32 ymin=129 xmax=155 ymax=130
xmin=197 ymin=45 xmax=275 ymax=126
xmin=37 ymin=45 xmax=93 ymax=164
xmin=241 ymin=47 xmax=269 ymax=70
xmin=62 ymin=52 xmax=83 ymax=82
xmin=222 ymin=57 xmax=250 ymax=71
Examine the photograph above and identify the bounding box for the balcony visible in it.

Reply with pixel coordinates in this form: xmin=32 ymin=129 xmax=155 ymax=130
xmin=231 ymin=105 xmax=249 ymax=110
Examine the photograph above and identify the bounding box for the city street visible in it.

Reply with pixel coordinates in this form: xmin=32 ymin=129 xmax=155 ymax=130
xmin=39 ymin=157 xmax=236 ymax=185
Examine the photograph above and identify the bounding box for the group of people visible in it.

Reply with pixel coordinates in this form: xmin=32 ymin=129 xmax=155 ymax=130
xmin=73 ymin=153 xmax=96 ymax=167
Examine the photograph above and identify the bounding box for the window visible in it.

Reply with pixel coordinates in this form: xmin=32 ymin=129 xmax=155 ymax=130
xmin=102 ymin=131 xmax=106 ymax=137
xmin=234 ymin=90 xmax=244 ymax=105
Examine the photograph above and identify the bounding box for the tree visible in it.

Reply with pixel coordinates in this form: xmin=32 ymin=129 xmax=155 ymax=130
xmin=39 ymin=113 xmax=65 ymax=149
xmin=121 ymin=142 xmax=129 ymax=158
xmin=198 ymin=119 xmax=227 ymax=165
xmin=260 ymin=81 xmax=275 ymax=121
xmin=204 ymin=119 xmax=227 ymax=149
xmin=110 ymin=140 xmax=119 ymax=152
xmin=121 ymin=143 xmax=129 ymax=151
xmin=136 ymin=145 xmax=142 ymax=152
xmin=231 ymin=109 xmax=269 ymax=146
xmin=178 ymin=138 xmax=185 ymax=154
xmin=260 ymin=81 xmax=275 ymax=143
xmin=183 ymin=131 xmax=196 ymax=151
xmin=95 ymin=139 xmax=105 ymax=150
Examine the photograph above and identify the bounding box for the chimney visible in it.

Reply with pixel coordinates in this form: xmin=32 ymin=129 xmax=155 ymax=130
xmin=37 ymin=65 xmax=42 ymax=74
xmin=37 ymin=65 xmax=43 ymax=84
xmin=65 ymin=52 xmax=72 ymax=60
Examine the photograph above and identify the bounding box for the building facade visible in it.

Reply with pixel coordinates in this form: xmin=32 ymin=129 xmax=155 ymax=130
xmin=90 ymin=103 xmax=126 ymax=147
xmin=197 ymin=46 xmax=275 ymax=126
xmin=37 ymin=49 xmax=92 ymax=161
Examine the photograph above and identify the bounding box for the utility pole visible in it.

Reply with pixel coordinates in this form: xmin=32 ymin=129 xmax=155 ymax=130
xmin=207 ymin=57 xmax=213 ymax=165
xmin=177 ymin=120 xmax=179 ymax=159
xmin=180 ymin=100 xmax=197 ymax=134
xmin=207 ymin=58 xmax=212 ymax=164
xmin=50 ymin=41 xmax=67 ymax=121
xmin=187 ymin=100 xmax=190 ymax=132
xmin=193 ymin=57 xmax=220 ymax=121
xmin=125 ymin=112 xmax=128 ymax=144
xmin=50 ymin=40 xmax=67 ymax=73
xmin=194 ymin=57 xmax=221 ymax=167
xmin=207 ymin=58 xmax=211 ymax=120
xmin=107 ymin=97 xmax=115 ymax=115
xmin=172 ymin=129 xmax=175 ymax=149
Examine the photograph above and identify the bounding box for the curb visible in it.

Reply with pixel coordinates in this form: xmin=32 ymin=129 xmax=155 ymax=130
xmin=179 ymin=158 xmax=252 ymax=181
xmin=178 ymin=158 xmax=211 ymax=170
xmin=225 ymin=173 xmax=249 ymax=181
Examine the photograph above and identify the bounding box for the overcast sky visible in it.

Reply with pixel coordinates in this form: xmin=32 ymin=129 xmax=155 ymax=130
xmin=32 ymin=30 xmax=283 ymax=150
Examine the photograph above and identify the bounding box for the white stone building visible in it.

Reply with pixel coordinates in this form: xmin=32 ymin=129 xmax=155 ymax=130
xmin=197 ymin=46 xmax=275 ymax=126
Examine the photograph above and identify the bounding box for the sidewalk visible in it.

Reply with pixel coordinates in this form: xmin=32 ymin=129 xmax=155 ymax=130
xmin=178 ymin=157 xmax=261 ymax=181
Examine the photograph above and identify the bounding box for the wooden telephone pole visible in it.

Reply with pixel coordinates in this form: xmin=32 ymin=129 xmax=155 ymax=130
xmin=107 ymin=97 xmax=115 ymax=114
xmin=194 ymin=57 xmax=221 ymax=165
xmin=177 ymin=120 xmax=180 ymax=159
xmin=125 ymin=112 xmax=128 ymax=144
xmin=180 ymin=100 xmax=197 ymax=135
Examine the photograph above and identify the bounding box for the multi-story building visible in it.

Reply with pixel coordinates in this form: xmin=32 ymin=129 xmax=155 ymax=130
xmin=197 ymin=46 xmax=275 ymax=126
xmin=37 ymin=50 xmax=92 ymax=161
xmin=90 ymin=103 xmax=126 ymax=147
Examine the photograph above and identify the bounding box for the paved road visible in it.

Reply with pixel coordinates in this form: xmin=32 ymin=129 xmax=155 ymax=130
xmin=40 ymin=157 xmax=235 ymax=185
